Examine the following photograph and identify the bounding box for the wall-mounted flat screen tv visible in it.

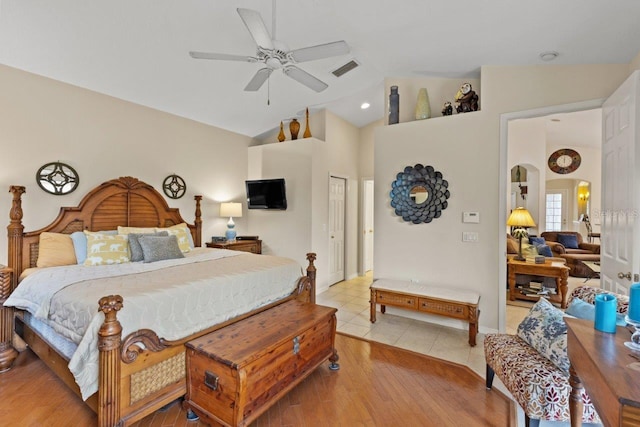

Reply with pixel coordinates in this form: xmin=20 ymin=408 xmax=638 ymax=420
xmin=245 ymin=178 xmax=287 ymax=210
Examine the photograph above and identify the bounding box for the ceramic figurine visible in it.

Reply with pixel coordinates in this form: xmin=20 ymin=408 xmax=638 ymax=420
xmin=441 ymin=101 xmax=453 ymax=116
xmin=454 ymin=83 xmax=479 ymax=113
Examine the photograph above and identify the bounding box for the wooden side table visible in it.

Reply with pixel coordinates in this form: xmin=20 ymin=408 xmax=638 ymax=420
xmin=206 ymin=239 xmax=262 ymax=254
xmin=507 ymin=259 xmax=570 ymax=308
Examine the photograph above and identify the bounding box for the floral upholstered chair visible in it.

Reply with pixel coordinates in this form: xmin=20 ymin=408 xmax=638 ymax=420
xmin=484 ymin=286 xmax=629 ymax=427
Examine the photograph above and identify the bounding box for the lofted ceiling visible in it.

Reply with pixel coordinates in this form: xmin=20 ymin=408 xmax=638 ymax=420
xmin=1 ymin=1 xmax=640 ymax=138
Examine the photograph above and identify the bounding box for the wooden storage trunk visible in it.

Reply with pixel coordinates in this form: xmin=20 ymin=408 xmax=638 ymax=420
xmin=184 ymin=300 xmax=339 ymax=427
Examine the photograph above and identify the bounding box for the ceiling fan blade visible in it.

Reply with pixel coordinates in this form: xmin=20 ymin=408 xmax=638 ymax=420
xmin=289 ymin=40 xmax=350 ymax=63
xmin=189 ymin=51 xmax=258 ymax=62
xmin=244 ymin=68 xmax=273 ymax=91
xmin=237 ymin=8 xmax=274 ymax=50
xmin=283 ymin=66 xmax=328 ymax=93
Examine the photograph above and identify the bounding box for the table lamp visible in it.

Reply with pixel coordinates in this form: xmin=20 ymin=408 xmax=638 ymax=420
xmin=220 ymin=202 xmax=242 ymax=242
xmin=507 ymin=207 xmax=536 ymax=261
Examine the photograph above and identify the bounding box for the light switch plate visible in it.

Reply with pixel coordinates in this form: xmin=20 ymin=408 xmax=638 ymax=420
xmin=462 ymin=232 xmax=478 ymax=242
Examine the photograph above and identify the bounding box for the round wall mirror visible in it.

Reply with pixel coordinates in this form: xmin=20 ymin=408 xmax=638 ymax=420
xmin=390 ymin=164 xmax=450 ymax=224
xmin=410 ymin=185 xmax=429 ymax=205
xmin=36 ymin=162 xmax=79 ymax=195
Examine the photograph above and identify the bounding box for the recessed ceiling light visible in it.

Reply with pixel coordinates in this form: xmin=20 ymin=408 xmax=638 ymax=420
xmin=361 ymin=102 xmax=370 ymax=110
xmin=540 ymin=51 xmax=559 ymax=62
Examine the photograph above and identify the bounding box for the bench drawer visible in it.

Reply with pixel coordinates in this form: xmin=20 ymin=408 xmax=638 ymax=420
xmin=419 ymin=298 xmax=468 ymax=320
xmin=375 ymin=290 xmax=418 ymax=310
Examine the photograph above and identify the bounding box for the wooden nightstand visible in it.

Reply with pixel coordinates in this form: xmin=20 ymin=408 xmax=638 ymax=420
xmin=206 ymin=239 xmax=262 ymax=254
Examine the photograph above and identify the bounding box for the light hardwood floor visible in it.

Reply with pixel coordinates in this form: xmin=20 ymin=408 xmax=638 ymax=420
xmin=0 ymin=333 xmax=511 ymax=426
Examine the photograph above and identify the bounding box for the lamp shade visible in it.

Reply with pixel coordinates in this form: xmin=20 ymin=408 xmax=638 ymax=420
xmin=507 ymin=207 xmax=536 ymax=228
xmin=220 ymin=202 xmax=242 ymax=218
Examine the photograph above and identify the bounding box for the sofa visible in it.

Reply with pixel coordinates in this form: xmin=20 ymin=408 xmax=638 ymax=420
xmin=540 ymin=232 xmax=600 ymax=277
xmin=485 ymin=285 xmax=629 ymax=427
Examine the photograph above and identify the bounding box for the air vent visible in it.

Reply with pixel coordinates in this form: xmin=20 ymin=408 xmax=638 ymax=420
xmin=332 ymin=60 xmax=359 ymax=77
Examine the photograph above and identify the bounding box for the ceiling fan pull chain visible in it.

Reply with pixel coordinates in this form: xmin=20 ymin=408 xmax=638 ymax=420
xmin=267 ymin=76 xmax=270 ymax=106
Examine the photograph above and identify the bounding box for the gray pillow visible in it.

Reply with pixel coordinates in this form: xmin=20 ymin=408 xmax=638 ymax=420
xmin=128 ymin=231 xmax=168 ymax=262
xmin=138 ymin=234 xmax=184 ymax=263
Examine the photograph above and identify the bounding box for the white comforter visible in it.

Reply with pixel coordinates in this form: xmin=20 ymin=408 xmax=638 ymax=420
xmin=4 ymin=248 xmax=303 ymax=399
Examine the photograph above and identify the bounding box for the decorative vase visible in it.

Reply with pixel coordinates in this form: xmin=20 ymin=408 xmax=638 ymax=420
xmin=278 ymin=121 xmax=285 ymax=142
xmin=303 ymin=108 xmax=312 ymax=138
xmin=289 ymin=118 xmax=300 ymax=140
xmin=415 ymin=88 xmax=431 ymax=120
xmin=389 ymin=86 xmax=399 ymax=125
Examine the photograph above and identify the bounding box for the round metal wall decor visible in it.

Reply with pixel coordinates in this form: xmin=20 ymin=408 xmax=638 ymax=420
xmin=162 ymin=174 xmax=186 ymax=199
xmin=36 ymin=161 xmax=79 ymax=195
xmin=390 ymin=163 xmax=450 ymax=224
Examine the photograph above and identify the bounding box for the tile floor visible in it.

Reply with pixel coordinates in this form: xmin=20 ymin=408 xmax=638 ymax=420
xmin=317 ymin=272 xmax=595 ymax=427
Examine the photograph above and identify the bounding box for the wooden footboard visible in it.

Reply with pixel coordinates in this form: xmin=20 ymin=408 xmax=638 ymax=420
xmin=96 ymin=253 xmax=317 ymax=426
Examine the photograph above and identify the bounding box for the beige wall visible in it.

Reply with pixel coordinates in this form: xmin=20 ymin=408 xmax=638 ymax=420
xmin=374 ymin=63 xmax=630 ymax=332
xmin=631 ymin=50 xmax=640 ymax=73
xmin=0 ymin=64 xmax=252 ymax=264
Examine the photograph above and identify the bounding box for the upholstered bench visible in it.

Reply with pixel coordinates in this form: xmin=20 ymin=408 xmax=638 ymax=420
xmin=485 ymin=286 xmax=629 ymax=427
xmin=370 ymin=279 xmax=480 ymax=346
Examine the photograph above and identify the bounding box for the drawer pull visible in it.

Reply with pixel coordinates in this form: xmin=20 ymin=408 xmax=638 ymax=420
xmin=293 ymin=336 xmax=300 ymax=355
xmin=204 ymin=370 xmax=219 ymax=391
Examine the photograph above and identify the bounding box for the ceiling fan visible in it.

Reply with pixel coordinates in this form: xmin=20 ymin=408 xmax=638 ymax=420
xmin=189 ymin=7 xmax=350 ymax=93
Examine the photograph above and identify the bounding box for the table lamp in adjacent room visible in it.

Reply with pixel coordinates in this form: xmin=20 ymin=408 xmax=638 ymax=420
xmin=507 ymin=207 xmax=536 ymax=261
xmin=220 ymin=202 xmax=242 ymax=242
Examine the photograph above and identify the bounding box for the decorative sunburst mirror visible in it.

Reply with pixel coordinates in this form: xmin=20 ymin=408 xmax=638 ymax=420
xmin=390 ymin=164 xmax=450 ymax=224
xmin=36 ymin=161 xmax=80 ymax=195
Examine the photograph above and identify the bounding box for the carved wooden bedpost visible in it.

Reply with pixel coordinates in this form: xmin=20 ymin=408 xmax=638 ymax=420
xmin=194 ymin=195 xmax=202 ymax=247
xmin=7 ymin=186 xmax=25 ymax=290
xmin=306 ymin=253 xmax=317 ymax=304
xmin=0 ymin=266 xmax=17 ymax=372
xmin=0 ymin=186 xmax=25 ymax=372
xmin=98 ymin=295 xmax=124 ymax=427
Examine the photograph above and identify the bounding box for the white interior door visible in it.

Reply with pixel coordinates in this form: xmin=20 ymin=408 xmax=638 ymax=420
xmin=363 ymin=179 xmax=374 ymax=273
xmin=601 ymin=70 xmax=640 ymax=294
xmin=329 ymin=176 xmax=345 ymax=284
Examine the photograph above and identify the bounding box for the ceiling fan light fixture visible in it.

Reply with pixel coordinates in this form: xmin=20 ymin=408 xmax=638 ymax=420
xmin=361 ymin=102 xmax=370 ymax=109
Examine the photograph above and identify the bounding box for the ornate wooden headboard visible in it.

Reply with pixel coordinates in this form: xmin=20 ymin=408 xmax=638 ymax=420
xmin=7 ymin=176 xmax=202 ymax=286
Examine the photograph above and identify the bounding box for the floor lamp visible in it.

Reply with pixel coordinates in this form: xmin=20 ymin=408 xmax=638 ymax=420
xmin=507 ymin=207 xmax=536 ymax=261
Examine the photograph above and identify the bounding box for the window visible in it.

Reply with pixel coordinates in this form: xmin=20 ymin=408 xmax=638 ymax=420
xmin=545 ymin=193 xmax=563 ymax=231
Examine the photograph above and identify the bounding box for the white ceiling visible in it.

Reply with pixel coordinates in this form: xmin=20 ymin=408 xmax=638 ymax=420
xmin=1 ymin=1 xmax=640 ymax=137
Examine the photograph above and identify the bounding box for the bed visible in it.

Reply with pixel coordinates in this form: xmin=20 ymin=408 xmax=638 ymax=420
xmin=0 ymin=176 xmax=317 ymax=426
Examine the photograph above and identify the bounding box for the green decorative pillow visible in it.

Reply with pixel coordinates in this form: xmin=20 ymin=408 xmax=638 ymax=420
xmin=139 ymin=235 xmax=185 ymax=263
xmin=84 ymin=233 xmax=130 ymax=266
xmin=517 ymin=298 xmax=570 ymax=373
xmin=520 ymin=242 xmax=538 ymax=257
